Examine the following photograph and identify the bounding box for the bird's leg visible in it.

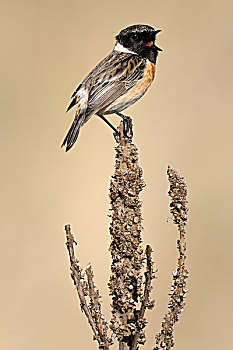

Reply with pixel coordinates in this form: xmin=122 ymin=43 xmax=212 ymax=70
xmin=113 ymin=110 xmax=133 ymax=137
xmin=97 ymin=114 xmax=119 ymax=140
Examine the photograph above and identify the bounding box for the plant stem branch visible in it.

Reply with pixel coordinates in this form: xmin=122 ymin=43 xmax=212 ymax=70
xmin=154 ymin=166 xmax=189 ymax=349
xmin=65 ymin=224 xmax=110 ymax=350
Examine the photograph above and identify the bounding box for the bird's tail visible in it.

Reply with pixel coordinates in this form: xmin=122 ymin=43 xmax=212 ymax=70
xmin=61 ymin=114 xmax=85 ymax=152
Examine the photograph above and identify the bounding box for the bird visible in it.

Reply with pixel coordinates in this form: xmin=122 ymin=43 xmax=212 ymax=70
xmin=61 ymin=24 xmax=162 ymax=151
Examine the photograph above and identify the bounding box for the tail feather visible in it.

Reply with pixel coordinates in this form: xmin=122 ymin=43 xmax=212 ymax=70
xmin=61 ymin=115 xmax=84 ymax=152
xmin=66 ymin=98 xmax=77 ymax=112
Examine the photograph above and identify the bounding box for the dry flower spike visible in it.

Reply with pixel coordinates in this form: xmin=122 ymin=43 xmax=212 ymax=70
xmin=154 ymin=166 xmax=189 ymax=349
xmin=64 ymin=122 xmax=189 ymax=350
xmin=108 ymin=122 xmax=156 ymax=349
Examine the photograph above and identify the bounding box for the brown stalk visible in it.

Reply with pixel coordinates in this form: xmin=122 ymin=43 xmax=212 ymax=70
xmin=86 ymin=265 xmax=111 ymax=347
xmin=131 ymin=245 xmax=155 ymax=350
xmin=108 ymin=122 xmax=156 ymax=349
xmin=65 ymin=224 xmax=110 ymax=350
xmin=154 ymin=166 xmax=189 ymax=349
xmin=64 ymin=122 xmax=189 ymax=350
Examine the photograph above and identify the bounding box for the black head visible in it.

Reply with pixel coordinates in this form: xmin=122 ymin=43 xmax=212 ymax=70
xmin=115 ymin=24 xmax=162 ymax=63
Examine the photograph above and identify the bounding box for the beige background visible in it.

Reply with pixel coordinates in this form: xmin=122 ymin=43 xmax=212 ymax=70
xmin=1 ymin=0 xmax=233 ymax=349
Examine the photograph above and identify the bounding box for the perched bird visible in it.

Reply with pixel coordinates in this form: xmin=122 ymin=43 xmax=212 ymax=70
xmin=62 ymin=24 xmax=162 ymax=151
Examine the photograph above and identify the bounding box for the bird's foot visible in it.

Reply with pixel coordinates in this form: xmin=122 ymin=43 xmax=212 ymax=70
xmin=122 ymin=115 xmax=133 ymax=137
xmin=113 ymin=111 xmax=133 ymax=137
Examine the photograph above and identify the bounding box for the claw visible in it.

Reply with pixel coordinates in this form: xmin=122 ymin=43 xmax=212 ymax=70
xmin=123 ymin=115 xmax=133 ymax=137
xmin=113 ymin=110 xmax=133 ymax=137
xmin=113 ymin=131 xmax=120 ymax=142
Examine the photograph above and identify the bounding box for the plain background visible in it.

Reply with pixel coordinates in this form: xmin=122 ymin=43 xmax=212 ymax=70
xmin=1 ymin=0 xmax=233 ymax=349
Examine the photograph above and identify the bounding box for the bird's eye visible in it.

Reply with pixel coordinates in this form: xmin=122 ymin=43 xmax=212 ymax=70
xmin=131 ymin=33 xmax=138 ymax=41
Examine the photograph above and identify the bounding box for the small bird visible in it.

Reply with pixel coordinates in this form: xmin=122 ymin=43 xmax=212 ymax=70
xmin=62 ymin=24 xmax=162 ymax=151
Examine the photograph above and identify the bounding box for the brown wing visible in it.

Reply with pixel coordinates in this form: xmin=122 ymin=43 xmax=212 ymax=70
xmin=85 ymin=52 xmax=146 ymax=115
xmin=67 ymin=52 xmax=146 ymax=115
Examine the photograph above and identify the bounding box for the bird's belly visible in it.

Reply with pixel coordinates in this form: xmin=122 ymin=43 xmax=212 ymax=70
xmin=102 ymin=60 xmax=155 ymax=114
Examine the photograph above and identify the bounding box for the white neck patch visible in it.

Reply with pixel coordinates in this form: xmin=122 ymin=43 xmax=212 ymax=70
xmin=114 ymin=42 xmax=136 ymax=55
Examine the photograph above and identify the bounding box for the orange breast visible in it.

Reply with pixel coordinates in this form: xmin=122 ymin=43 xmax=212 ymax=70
xmin=103 ymin=60 xmax=156 ymax=114
xmin=117 ymin=60 xmax=155 ymax=102
xmin=131 ymin=60 xmax=156 ymax=95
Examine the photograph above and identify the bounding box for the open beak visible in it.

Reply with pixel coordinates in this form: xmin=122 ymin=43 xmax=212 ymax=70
xmin=154 ymin=29 xmax=162 ymax=51
xmin=154 ymin=44 xmax=163 ymax=51
xmin=145 ymin=29 xmax=162 ymax=50
xmin=145 ymin=40 xmax=163 ymax=51
xmin=145 ymin=41 xmax=154 ymax=47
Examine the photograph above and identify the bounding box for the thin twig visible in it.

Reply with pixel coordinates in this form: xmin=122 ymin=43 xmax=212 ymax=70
xmin=65 ymin=224 xmax=110 ymax=350
xmin=86 ymin=265 xmax=112 ymax=348
xmin=154 ymin=166 xmax=189 ymax=349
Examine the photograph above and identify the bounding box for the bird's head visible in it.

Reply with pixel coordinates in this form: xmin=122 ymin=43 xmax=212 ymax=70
xmin=115 ymin=24 xmax=162 ymax=62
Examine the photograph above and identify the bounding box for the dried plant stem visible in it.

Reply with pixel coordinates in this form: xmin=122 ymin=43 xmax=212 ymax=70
xmin=131 ymin=245 xmax=155 ymax=350
xmin=154 ymin=166 xmax=189 ymax=349
xmin=65 ymin=224 xmax=111 ymax=350
xmin=64 ymin=122 xmax=189 ymax=350
xmin=108 ymin=122 xmax=156 ymax=349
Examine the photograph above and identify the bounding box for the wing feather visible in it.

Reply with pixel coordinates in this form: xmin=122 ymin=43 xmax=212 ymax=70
xmin=66 ymin=52 xmax=147 ymax=124
xmin=86 ymin=53 xmax=146 ymax=113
